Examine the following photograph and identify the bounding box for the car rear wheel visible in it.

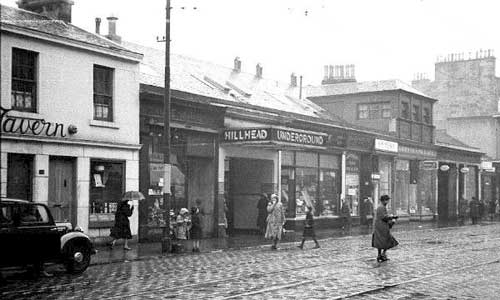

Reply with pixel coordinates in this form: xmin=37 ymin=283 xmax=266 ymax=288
xmin=64 ymin=243 xmax=91 ymax=274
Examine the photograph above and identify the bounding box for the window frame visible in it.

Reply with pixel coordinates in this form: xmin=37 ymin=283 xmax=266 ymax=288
xmin=93 ymin=65 xmax=114 ymax=122
xmin=401 ymin=101 xmax=410 ymax=119
xmin=358 ymin=102 xmax=391 ymax=120
xmin=11 ymin=48 xmax=38 ymax=112
xmin=412 ymin=104 xmax=421 ymax=122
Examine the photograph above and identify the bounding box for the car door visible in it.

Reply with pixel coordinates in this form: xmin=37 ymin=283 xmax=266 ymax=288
xmin=18 ymin=204 xmax=62 ymax=262
xmin=0 ymin=204 xmax=20 ymax=266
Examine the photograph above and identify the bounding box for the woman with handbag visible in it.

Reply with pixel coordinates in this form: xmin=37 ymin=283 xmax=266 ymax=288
xmin=372 ymin=195 xmax=398 ymax=262
xmin=265 ymin=194 xmax=286 ymax=250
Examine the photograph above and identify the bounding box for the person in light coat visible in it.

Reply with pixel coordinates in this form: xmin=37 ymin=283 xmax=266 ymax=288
xmin=265 ymin=194 xmax=286 ymax=250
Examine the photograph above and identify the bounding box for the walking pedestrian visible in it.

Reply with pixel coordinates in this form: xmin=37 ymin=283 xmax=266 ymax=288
xmin=109 ymin=199 xmax=134 ymax=250
xmin=265 ymin=193 xmax=286 ymax=250
xmin=297 ymin=205 xmax=320 ymax=249
xmin=372 ymin=195 xmax=399 ymax=262
xmin=470 ymin=197 xmax=480 ymax=225
xmin=190 ymin=206 xmax=202 ymax=252
xmin=340 ymin=198 xmax=352 ymax=234
xmin=257 ymin=193 xmax=269 ymax=235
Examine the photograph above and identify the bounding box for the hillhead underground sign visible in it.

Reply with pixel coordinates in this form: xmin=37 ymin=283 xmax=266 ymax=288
xmin=223 ymin=128 xmax=326 ymax=147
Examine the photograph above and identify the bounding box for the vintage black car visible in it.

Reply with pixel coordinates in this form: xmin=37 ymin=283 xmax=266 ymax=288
xmin=0 ymin=198 xmax=96 ymax=274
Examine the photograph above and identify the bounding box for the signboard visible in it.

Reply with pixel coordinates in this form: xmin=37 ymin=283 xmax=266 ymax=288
xmin=345 ymin=153 xmax=360 ymax=173
xmin=399 ymin=145 xmax=437 ymax=158
xmin=325 ymin=128 xmax=347 ymax=148
xmin=422 ymin=161 xmax=438 ymax=170
xmin=223 ymin=128 xmax=270 ymax=142
xmin=374 ymin=139 xmax=398 ymax=153
xmin=223 ymin=128 xmax=326 ymax=147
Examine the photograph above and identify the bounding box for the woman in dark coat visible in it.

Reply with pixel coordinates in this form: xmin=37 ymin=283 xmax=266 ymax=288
xmin=257 ymin=193 xmax=269 ymax=234
xmin=190 ymin=206 xmax=202 ymax=252
xmin=372 ymin=195 xmax=398 ymax=262
xmin=297 ymin=205 xmax=320 ymax=249
xmin=109 ymin=200 xmax=134 ymax=250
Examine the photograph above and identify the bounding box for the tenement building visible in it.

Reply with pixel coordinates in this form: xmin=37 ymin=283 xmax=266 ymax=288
xmin=412 ymin=51 xmax=499 ymax=205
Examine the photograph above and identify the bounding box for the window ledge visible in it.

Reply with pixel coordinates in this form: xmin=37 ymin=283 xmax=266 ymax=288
xmin=7 ymin=110 xmax=42 ymax=120
xmin=89 ymin=119 xmax=120 ymax=129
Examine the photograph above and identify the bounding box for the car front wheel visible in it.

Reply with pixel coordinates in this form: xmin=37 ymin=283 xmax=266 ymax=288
xmin=64 ymin=243 xmax=91 ymax=274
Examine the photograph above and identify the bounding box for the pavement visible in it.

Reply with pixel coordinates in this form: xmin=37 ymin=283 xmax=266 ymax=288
xmin=2 ymin=219 xmax=500 ymax=299
xmin=90 ymin=219 xmax=443 ymax=265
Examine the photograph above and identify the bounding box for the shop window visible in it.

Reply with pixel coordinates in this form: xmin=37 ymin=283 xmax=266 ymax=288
xmin=319 ymin=169 xmax=339 ymax=215
xmin=89 ymin=160 xmax=124 ymax=214
xmin=93 ymin=65 xmax=114 ymax=121
xmin=295 ymin=152 xmax=318 ymax=168
xmin=295 ymin=168 xmax=318 ymax=216
xmin=320 ymin=154 xmax=339 ymax=169
xmin=281 ymin=151 xmax=294 ymax=166
xmin=11 ymin=48 xmax=37 ymax=112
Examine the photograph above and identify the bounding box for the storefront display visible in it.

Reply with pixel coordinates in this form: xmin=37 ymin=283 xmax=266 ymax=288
xmin=345 ymin=153 xmax=360 ymax=216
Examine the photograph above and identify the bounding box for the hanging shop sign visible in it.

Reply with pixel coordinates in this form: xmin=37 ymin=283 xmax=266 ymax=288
xmin=1 ymin=106 xmax=77 ymax=138
xmin=422 ymin=161 xmax=438 ymax=170
xmin=460 ymin=167 xmax=470 ymax=173
xmin=223 ymin=128 xmax=326 ymax=147
xmin=374 ymin=139 xmax=398 ymax=153
xmin=480 ymin=161 xmax=495 ymax=172
xmin=439 ymin=164 xmax=450 ymax=171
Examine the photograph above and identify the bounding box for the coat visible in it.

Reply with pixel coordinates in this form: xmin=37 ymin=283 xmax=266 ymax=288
xmin=469 ymin=199 xmax=480 ymax=218
xmin=372 ymin=205 xmax=398 ymax=250
xmin=265 ymin=201 xmax=286 ymax=240
xmin=302 ymin=211 xmax=316 ymax=238
xmin=110 ymin=201 xmax=133 ymax=239
xmin=190 ymin=212 xmax=202 ymax=240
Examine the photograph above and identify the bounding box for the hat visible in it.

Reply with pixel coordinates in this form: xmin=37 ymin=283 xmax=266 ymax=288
xmin=380 ymin=195 xmax=390 ymax=201
xmin=270 ymin=193 xmax=278 ymax=200
xmin=179 ymin=208 xmax=189 ymax=215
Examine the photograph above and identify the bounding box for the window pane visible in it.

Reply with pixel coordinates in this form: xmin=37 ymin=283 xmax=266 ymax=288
xmin=11 ymin=48 xmax=37 ymax=112
xmin=295 ymin=168 xmax=318 ymax=216
xmin=94 ymin=65 xmax=113 ymax=121
xmin=281 ymin=151 xmax=294 ymax=166
xmin=319 ymin=154 xmax=339 ymax=169
xmin=295 ymin=152 xmax=318 ymax=167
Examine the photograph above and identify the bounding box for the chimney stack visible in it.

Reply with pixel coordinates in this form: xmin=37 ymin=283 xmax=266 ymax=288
xmin=95 ymin=17 xmax=101 ymax=34
xmin=255 ymin=63 xmax=263 ymax=78
xmin=17 ymin=0 xmax=74 ymax=23
xmin=290 ymin=73 xmax=297 ymax=87
xmin=105 ymin=16 xmax=121 ymax=43
xmin=321 ymin=64 xmax=357 ymax=85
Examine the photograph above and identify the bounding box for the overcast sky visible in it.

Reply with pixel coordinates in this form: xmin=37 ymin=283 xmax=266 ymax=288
xmin=2 ymin=0 xmax=499 ymax=85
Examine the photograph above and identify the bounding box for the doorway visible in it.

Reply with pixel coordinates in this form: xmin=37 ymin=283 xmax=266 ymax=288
xmin=48 ymin=157 xmax=76 ymax=225
xmin=225 ymin=158 xmax=274 ymax=233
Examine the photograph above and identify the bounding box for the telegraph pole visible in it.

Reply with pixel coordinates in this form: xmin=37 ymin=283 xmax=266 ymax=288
xmin=161 ymin=0 xmax=172 ymax=253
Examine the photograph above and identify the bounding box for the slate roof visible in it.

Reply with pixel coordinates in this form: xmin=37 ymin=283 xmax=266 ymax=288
xmin=0 ymin=4 xmax=141 ymax=59
xmin=123 ymin=41 xmax=337 ymax=120
xmin=305 ymin=79 xmax=434 ymax=99
xmin=435 ymin=129 xmax=482 ymax=153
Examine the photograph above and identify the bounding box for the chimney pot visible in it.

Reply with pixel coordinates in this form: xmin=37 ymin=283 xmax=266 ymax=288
xmin=233 ymin=57 xmax=241 ymax=72
xmin=95 ymin=17 xmax=101 ymax=34
xmin=105 ymin=16 xmax=121 ymax=43
xmin=256 ymin=63 xmax=263 ymax=78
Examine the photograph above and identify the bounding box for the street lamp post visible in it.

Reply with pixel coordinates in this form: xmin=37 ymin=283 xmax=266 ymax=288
xmin=161 ymin=0 xmax=172 ymax=253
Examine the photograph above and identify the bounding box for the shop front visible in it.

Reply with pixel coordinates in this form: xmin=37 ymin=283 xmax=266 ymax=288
xmin=372 ymin=139 xmax=398 ymax=214
xmin=138 ymin=97 xmax=224 ymax=242
xmin=219 ymin=125 xmax=339 ymax=233
xmin=437 ymin=146 xmax=482 ymax=221
xmin=396 ymin=144 xmax=438 ymax=220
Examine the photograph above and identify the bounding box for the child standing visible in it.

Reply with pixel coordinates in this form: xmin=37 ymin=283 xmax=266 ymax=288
xmin=190 ymin=206 xmax=202 ymax=252
xmin=298 ymin=206 xmax=320 ymax=249
xmin=176 ymin=208 xmax=191 ymax=241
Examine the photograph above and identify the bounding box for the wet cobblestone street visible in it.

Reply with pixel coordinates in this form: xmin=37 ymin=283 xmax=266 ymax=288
xmin=2 ymin=223 xmax=500 ymax=299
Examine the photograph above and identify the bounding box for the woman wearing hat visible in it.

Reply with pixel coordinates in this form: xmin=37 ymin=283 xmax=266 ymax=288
xmin=372 ymin=195 xmax=399 ymax=262
xmin=265 ymin=193 xmax=286 ymax=250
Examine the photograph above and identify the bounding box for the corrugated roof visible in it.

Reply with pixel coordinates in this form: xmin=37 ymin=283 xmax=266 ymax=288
xmin=123 ymin=41 xmax=336 ymax=119
xmin=305 ymin=79 xmax=434 ymax=99
xmin=435 ymin=129 xmax=482 ymax=152
xmin=0 ymin=4 xmax=141 ymax=59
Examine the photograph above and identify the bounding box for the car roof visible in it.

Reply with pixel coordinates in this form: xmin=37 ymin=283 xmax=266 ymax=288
xmin=0 ymin=198 xmax=35 ymax=204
